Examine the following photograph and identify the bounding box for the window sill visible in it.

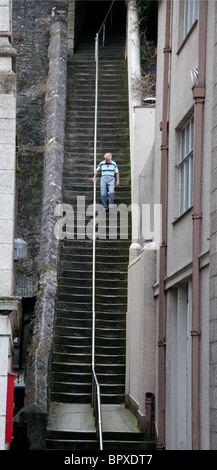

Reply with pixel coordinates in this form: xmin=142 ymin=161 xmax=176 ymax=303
xmin=177 ymin=19 xmax=198 ymax=56
xmin=172 ymin=206 xmax=193 ymax=225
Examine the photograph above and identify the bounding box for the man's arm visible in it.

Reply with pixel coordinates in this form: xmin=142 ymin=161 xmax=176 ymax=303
xmin=116 ymin=172 xmax=119 ymax=185
xmin=93 ymin=170 xmax=98 ymax=182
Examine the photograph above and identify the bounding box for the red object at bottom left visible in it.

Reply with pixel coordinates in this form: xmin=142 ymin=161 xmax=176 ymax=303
xmin=5 ymin=372 xmax=17 ymax=444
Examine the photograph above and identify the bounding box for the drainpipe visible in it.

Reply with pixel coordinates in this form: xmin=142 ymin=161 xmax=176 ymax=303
xmin=191 ymin=0 xmax=206 ymax=451
xmin=158 ymin=0 xmax=171 ymax=450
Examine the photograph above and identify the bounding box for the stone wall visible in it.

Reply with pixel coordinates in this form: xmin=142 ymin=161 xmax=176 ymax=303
xmin=12 ymin=0 xmax=67 ymax=293
xmin=17 ymin=17 xmax=68 ymax=450
xmin=10 ymin=1 xmax=68 ymax=449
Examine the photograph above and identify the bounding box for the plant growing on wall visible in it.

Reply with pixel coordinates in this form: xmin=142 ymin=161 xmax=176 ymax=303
xmin=126 ymin=0 xmax=158 ymax=100
xmin=126 ymin=0 xmax=158 ymax=42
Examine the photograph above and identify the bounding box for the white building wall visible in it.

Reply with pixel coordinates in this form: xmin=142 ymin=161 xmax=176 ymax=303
xmin=166 ymin=0 xmax=197 ymax=277
xmin=126 ymin=247 xmax=156 ymax=424
xmin=127 ymin=0 xmax=213 ymax=449
xmin=126 ymin=0 xmax=156 ymax=428
xmin=0 ymin=0 xmax=21 ymax=450
xmin=0 ymin=1 xmax=16 ymax=296
xmin=155 ymin=0 xmax=212 ymax=450
xmin=209 ymin=0 xmax=217 ymax=450
xmin=126 ymin=0 xmax=212 ymax=449
xmin=0 ymin=337 xmax=9 ymax=449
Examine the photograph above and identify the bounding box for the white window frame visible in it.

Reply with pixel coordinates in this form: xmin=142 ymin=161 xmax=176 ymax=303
xmin=184 ymin=0 xmax=198 ymax=37
xmin=179 ymin=116 xmax=194 ymax=215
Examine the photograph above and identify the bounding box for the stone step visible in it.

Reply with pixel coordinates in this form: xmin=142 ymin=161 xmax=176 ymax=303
xmin=55 ymin=310 xmax=126 ymax=322
xmin=64 ymin=130 xmax=129 ymax=138
xmin=67 ymin=83 xmax=127 ymax=93
xmin=51 ymin=361 xmax=125 ymax=375
xmin=58 ymin=270 xmax=128 ymax=281
xmin=56 ymin=281 xmax=127 ymax=296
xmin=59 ymin=252 xmax=129 ymax=262
xmin=57 ymin=298 xmax=127 ymax=312
xmin=54 ymin=335 xmax=91 ymax=347
xmin=62 ymin=172 xmax=130 ymax=181
xmin=53 ymin=345 xmax=126 ymax=362
xmin=46 ymin=430 xmax=155 ymax=451
xmin=56 ymin=301 xmax=126 ymax=313
xmin=46 ymin=430 xmax=98 ymax=450
xmin=62 ymin=187 xmax=130 ymax=197
xmin=57 ymin=311 xmax=125 ymax=326
xmin=52 ymin=381 xmax=92 ymax=394
xmin=51 ymin=372 xmax=92 ymax=383
xmin=67 ymin=92 xmax=128 ymax=100
xmin=54 ymin=330 xmax=125 ymax=345
xmin=51 ymin=371 xmax=125 ymax=384
xmin=52 ymin=381 xmax=125 ymax=396
xmin=56 ymin=295 xmax=127 ymax=308
xmin=61 ymin=243 xmax=129 ymax=254
xmin=52 ymin=352 xmax=125 ymax=365
xmin=57 ymin=285 xmax=128 ymax=297
xmin=50 ymin=391 xmax=125 ymax=405
xmin=54 ymin=325 xmax=126 ymax=339
xmin=54 ymin=333 xmax=125 ymax=346
xmin=50 ymin=392 xmax=92 ymax=404
xmin=62 ymin=178 xmax=130 ymax=188
xmin=65 ymin=112 xmax=128 ymax=121
xmin=62 ymin=162 xmax=130 ymax=172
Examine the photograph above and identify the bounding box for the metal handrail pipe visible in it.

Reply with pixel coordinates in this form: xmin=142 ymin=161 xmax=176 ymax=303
xmin=97 ymin=0 xmax=115 ymax=36
xmin=91 ymin=25 xmax=102 ymax=453
xmin=92 ymin=370 xmax=103 ymax=450
xmin=92 ymin=0 xmax=116 ymax=451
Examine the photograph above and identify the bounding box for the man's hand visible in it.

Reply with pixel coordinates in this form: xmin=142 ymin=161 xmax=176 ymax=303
xmin=93 ymin=171 xmax=98 ymax=182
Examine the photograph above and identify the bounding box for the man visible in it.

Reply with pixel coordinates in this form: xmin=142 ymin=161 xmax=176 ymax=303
xmin=93 ymin=152 xmax=119 ymax=211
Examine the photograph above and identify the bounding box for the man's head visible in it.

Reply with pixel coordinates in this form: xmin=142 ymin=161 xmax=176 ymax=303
xmin=104 ymin=152 xmax=112 ymax=163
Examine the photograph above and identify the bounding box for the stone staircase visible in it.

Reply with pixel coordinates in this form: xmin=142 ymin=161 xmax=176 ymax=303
xmin=46 ymin=7 xmax=154 ymax=451
xmin=50 ymin=19 xmax=130 ymax=408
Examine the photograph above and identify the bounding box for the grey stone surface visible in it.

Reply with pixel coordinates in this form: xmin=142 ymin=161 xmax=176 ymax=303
xmin=12 ymin=0 xmax=67 ymax=279
xmin=47 ymin=403 xmax=139 ymax=433
xmin=23 ymin=20 xmax=68 ymax=450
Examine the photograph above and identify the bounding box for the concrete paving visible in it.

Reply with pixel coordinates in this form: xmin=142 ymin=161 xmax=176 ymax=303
xmin=47 ymin=403 xmax=140 ymax=434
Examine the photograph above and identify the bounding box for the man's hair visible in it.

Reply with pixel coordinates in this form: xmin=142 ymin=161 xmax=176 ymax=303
xmin=104 ymin=152 xmax=112 ymax=159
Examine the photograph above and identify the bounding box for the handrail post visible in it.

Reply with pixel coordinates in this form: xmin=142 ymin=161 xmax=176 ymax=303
xmin=92 ymin=30 xmax=104 ymax=450
xmin=92 ymin=32 xmax=98 ymax=372
xmin=103 ymin=24 xmax=105 ymax=47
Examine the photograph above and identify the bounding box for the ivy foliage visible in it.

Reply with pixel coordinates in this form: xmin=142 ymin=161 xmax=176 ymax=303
xmin=126 ymin=0 xmax=158 ymax=99
xmin=126 ymin=0 xmax=158 ymax=43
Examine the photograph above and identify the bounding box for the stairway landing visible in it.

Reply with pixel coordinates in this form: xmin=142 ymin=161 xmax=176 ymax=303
xmin=47 ymin=403 xmax=139 ymax=434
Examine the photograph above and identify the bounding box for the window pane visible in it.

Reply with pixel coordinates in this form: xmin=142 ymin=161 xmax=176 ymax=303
xmin=190 ymin=117 xmax=194 ymax=150
xmin=194 ymin=0 xmax=198 ymax=21
xmin=190 ymin=155 xmax=194 ymax=205
xmin=189 ymin=0 xmax=194 ymax=29
xmin=181 ymin=128 xmax=185 ymax=162
xmin=184 ymin=0 xmax=198 ymax=36
xmin=179 ymin=116 xmax=194 ymax=215
xmin=184 ymin=1 xmax=188 ymax=35
xmin=185 ymin=122 xmax=190 ymax=156
xmin=180 ymin=165 xmax=184 ymax=214
xmin=185 ymin=159 xmax=189 ymax=211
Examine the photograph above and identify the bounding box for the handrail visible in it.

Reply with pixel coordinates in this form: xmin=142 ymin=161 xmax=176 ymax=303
xmin=92 ymin=0 xmax=116 ymax=452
